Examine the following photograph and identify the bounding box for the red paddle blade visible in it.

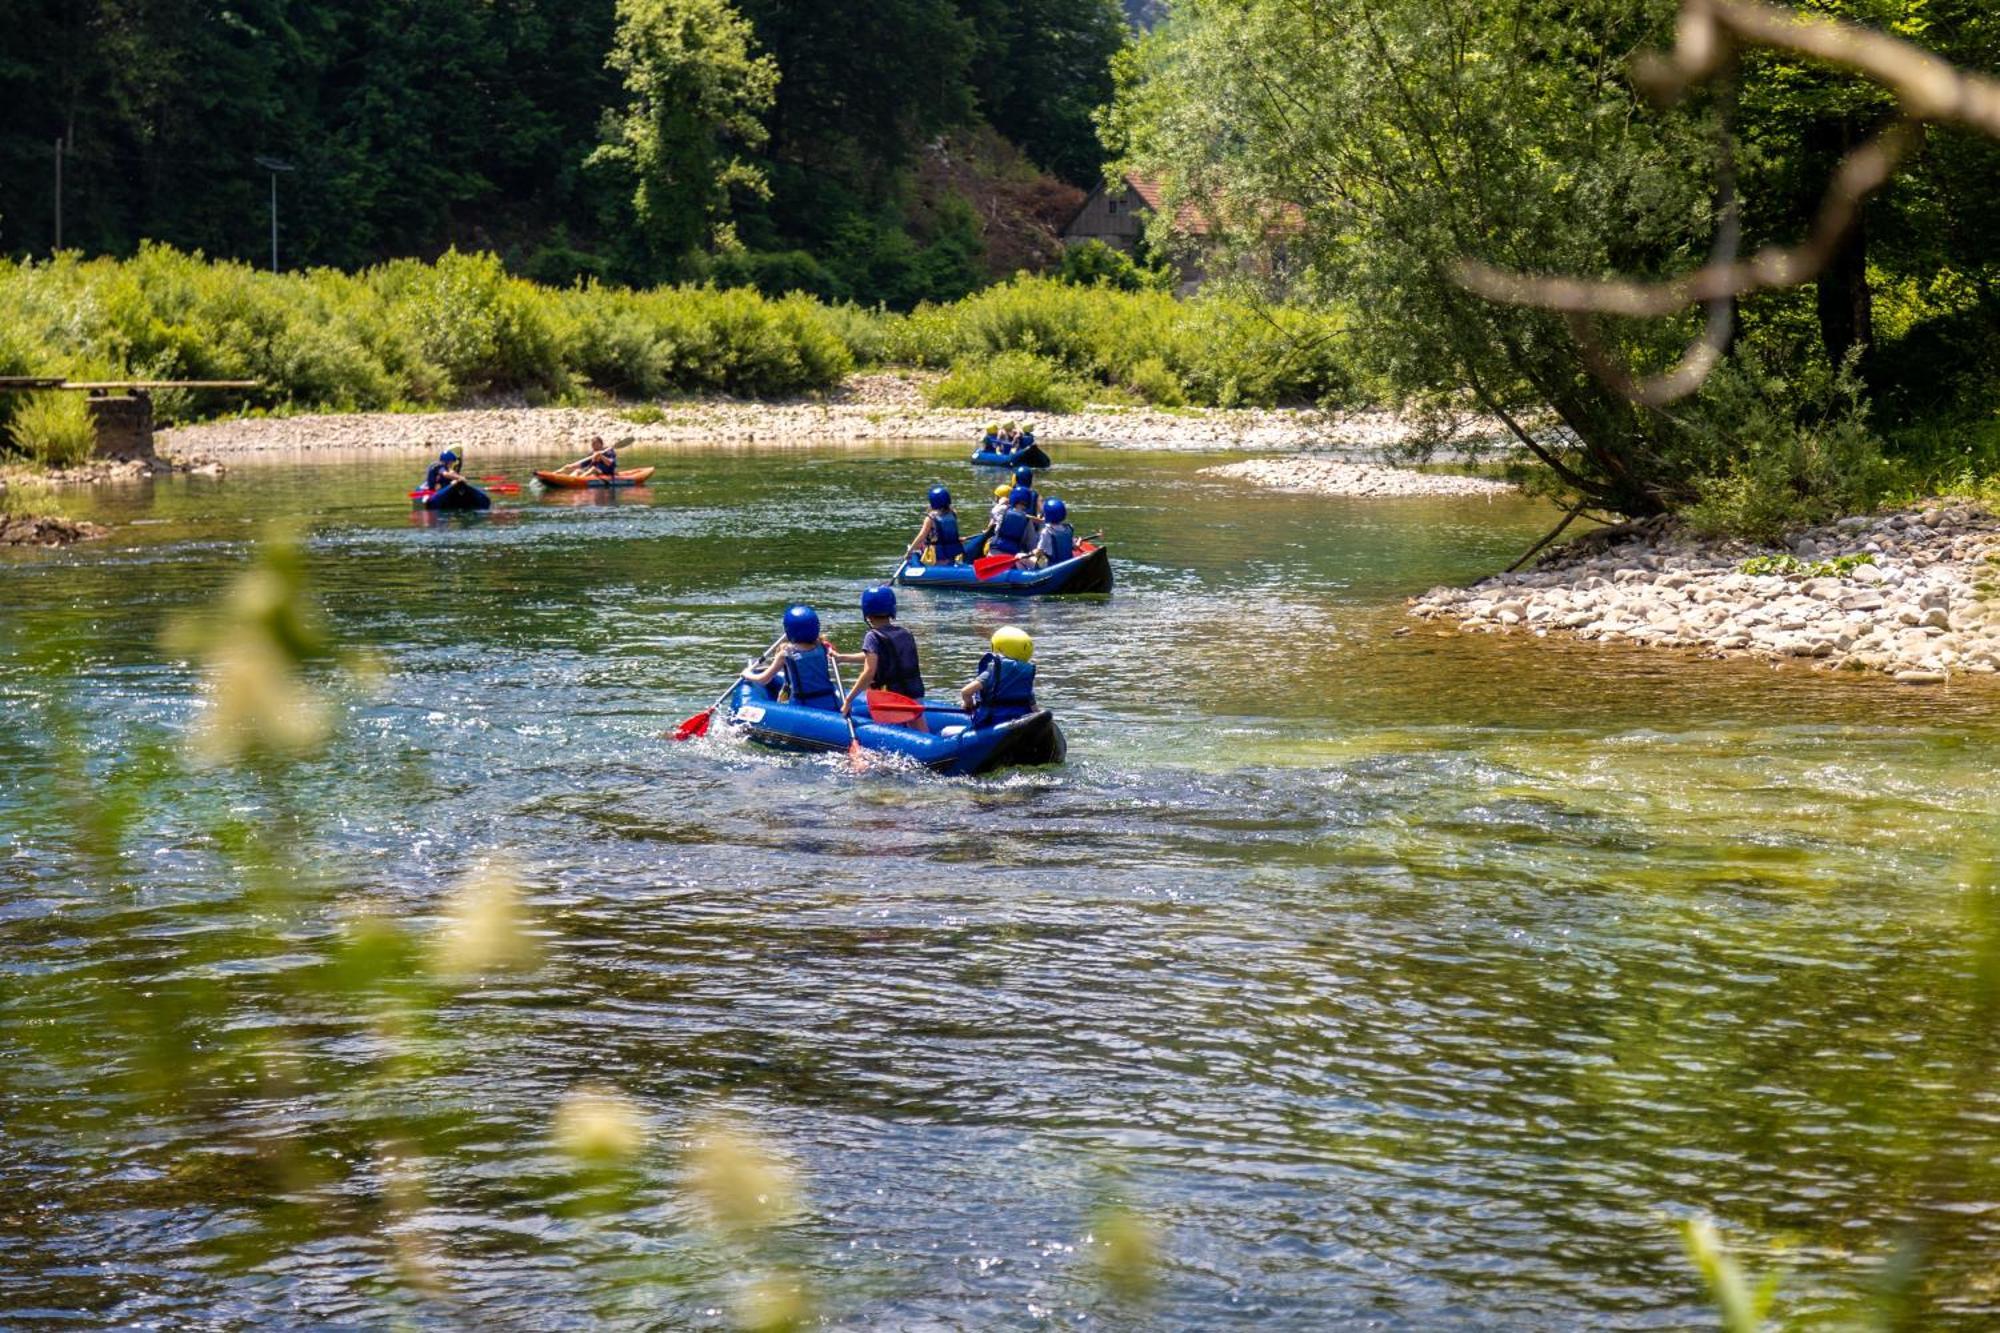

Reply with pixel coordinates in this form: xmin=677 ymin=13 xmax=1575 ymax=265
xmin=478 ymin=474 xmax=509 ymax=482
xmin=671 ymin=708 xmax=714 ymax=742
xmin=973 ymin=554 xmax=1018 ymax=580
xmin=865 ymin=689 xmax=926 ymax=726
xmin=488 ymin=483 xmax=522 ymax=494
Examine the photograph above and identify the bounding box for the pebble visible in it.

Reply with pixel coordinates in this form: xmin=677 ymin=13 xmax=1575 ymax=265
xmin=1202 ymin=455 xmax=1512 ymax=499
xmin=1408 ymin=505 xmax=2000 ymax=684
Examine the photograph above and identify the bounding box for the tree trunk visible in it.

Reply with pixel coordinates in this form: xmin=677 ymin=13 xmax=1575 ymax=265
xmin=1815 ymin=214 xmax=1872 ymax=374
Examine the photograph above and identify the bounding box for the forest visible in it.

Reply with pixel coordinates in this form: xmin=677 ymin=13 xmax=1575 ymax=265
xmin=0 ymin=0 xmax=1128 ymax=306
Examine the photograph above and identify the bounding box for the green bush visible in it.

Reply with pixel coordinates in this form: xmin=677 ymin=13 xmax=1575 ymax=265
xmin=1681 ymin=353 xmax=1895 ymax=541
xmin=928 ymin=351 xmax=1086 ymax=413
xmin=8 ymin=392 xmax=98 ymax=468
xmin=1057 ymin=240 xmax=1174 ymax=293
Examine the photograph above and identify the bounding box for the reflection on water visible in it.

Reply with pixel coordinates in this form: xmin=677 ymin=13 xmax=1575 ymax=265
xmin=3 ymin=442 xmax=1998 ymax=1328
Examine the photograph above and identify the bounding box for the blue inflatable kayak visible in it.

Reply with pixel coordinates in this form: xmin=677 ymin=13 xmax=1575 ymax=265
xmin=972 ymin=443 xmax=1052 ymax=469
xmin=895 ymin=537 xmax=1112 ymax=596
xmin=727 ymin=680 xmax=1065 ymax=775
xmin=411 ymin=480 xmax=492 ymax=511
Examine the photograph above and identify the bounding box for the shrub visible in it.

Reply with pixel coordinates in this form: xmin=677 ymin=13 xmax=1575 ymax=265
xmin=8 ymin=392 xmax=98 ymax=468
xmin=1680 ymin=352 xmax=1895 ymax=541
xmin=928 ymin=351 xmax=1086 ymax=413
xmin=1124 ymin=355 xmax=1186 ymax=406
xmin=1057 ymin=239 xmax=1173 ymax=293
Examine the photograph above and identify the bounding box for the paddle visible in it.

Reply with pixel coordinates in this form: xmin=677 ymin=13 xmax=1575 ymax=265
xmin=864 ymin=689 xmax=927 ymax=727
xmin=973 ymin=552 xmax=1022 ymax=580
xmin=669 ymin=637 xmax=784 ymax=741
xmin=828 ymin=650 xmax=866 ymax=769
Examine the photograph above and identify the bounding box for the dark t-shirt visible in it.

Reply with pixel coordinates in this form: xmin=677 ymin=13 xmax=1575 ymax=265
xmin=863 ymin=624 xmax=924 ymax=698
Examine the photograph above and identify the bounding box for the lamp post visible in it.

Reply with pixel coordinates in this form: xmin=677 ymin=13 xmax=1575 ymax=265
xmin=253 ymin=156 xmax=294 ymax=272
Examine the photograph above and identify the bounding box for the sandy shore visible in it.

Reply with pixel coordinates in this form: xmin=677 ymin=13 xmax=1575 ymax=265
xmin=1410 ymin=504 xmax=2000 ymax=683
xmin=160 ymin=372 xmax=1501 ymax=462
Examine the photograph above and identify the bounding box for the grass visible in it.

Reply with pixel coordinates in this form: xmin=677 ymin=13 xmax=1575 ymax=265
xmin=7 ymin=392 xmax=96 ymax=468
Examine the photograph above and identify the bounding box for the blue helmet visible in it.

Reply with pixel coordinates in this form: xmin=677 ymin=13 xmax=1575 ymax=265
xmin=1013 ymin=466 xmax=1035 ymax=486
xmin=782 ymin=604 xmax=820 ymax=644
xmin=928 ymin=485 xmax=951 ymax=510
xmin=1043 ymin=498 xmax=1067 ymax=524
xmin=440 ymin=450 xmax=459 ymax=462
xmin=860 ymin=585 xmax=897 ymax=619
xmin=1008 ymin=486 xmax=1033 ymax=507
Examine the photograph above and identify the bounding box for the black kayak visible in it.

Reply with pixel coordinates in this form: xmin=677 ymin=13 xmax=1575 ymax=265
xmin=972 ymin=444 xmax=1052 ymax=470
xmin=414 ymin=480 xmax=492 ymax=511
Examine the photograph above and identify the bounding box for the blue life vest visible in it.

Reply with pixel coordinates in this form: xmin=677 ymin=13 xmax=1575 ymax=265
xmin=981 ymin=434 xmax=1001 ymax=451
xmin=591 ymin=452 xmax=617 ymax=476
xmin=423 ymin=463 xmax=451 ymax=490
xmin=865 ymin=624 xmax=924 ymax=699
xmin=1041 ymin=522 xmax=1074 ymax=563
xmin=931 ymin=509 xmax=964 ymax=563
xmin=781 ymin=643 xmax=837 ymax=708
xmin=1019 ymin=431 xmax=1035 ymax=450
xmin=992 ymin=507 xmax=1034 ymax=555
xmin=970 ymin=652 xmax=1037 ymax=727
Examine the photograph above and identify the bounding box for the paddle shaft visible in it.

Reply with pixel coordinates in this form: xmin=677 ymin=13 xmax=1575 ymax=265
xmin=678 ymin=636 xmax=783 ymax=735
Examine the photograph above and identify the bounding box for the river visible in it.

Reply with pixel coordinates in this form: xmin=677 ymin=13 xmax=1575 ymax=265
xmin=3 ymin=442 xmax=1997 ymax=1328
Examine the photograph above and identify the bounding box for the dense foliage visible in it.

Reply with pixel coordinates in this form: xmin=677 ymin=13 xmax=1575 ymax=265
xmin=0 ymin=249 xmax=1353 ymax=431
xmin=1105 ymin=0 xmax=2000 ymax=519
xmin=0 ymin=0 xmax=1126 ymax=306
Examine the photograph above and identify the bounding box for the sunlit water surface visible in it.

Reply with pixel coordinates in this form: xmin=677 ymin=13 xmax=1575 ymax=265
xmin=3 ymin=443 xmax=1998 ymax=1328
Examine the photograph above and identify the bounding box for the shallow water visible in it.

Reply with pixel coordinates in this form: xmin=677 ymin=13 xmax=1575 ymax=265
xmin=3 ymin=442 xmax=1998 ymax=1329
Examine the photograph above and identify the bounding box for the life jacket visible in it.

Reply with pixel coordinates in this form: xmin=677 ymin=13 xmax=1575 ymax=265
xmin=591 ymin=452 xmax=617 ymax=476
xmin=1041 ymin=522 xmax=1074 ymax=564
xmin=1019 ymin=431 xmax=1035 ymax=450
xmin=991 ymin=506 xmax=1034 ymax=555
xmin=780 ymin=643 xmax=838 ymax=709
xmin=981 ymin=434 xmax=1001 ymax=451
xmin=970 ymin=652 xmax=1037 ymax=727
xmin=424 ymin=463 xmax=452 ymax=490
xmin=930 ymin=509 xmax=964 ymax=563
xmin=866 ymin=623 xmax=924 ymax=699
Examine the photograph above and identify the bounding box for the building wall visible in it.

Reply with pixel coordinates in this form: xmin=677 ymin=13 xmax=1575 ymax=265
xmin=1060 ymin=185 xmax=1147 ymax=251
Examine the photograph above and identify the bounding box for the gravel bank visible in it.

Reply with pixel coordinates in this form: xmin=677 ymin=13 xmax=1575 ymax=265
xmin=161 ymin=372 xmax=1504 ymax=461
xmin=1410 ymin=504 xmax=2000 ymax=683
xmin=1204 ymin=455 xmax=1513 ymax=499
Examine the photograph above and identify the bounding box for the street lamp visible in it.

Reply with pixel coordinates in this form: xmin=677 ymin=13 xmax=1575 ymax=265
xmin=254 ymin=156 xmax=295 ymax=273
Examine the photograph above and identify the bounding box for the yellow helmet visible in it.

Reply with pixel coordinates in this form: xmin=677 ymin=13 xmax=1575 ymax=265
xmin=993 ymin=484 xmax=1011 ymax=499
xmin=1005 ymin=421 xmax=1018 ymax=431
xmin=992 ymin=625 xmax=1033 ymax=662
xmin=986 ymin=423 xmax=999 ymax=434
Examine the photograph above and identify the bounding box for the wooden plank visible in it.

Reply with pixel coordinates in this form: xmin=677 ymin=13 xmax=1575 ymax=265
xmin=59 ymin=380 xmax=262 ymax=390
xmin=0 ymin=377 xmax=68 ymax=390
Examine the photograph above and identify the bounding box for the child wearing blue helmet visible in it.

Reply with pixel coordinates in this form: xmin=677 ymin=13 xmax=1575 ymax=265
xmin=1024 ymin=497 xmax=1075 ymax=568
xmin=908 ymin=485 xmax=965 ymax=565
xmin=1011 ymin=465 xmax=1043 ymax=517
xmin=423 ymin=450 xmax=465 ymax=491
xmin=829 ymin=585 xmax=927 ymax=728
xmin=985 ymin=486 xmax=1042 ymax=557
xmin=741 ymin=604 xmax=839 ymax=710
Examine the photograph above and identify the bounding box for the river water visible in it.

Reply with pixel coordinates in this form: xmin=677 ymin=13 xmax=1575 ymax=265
xmin=3 ymin=442 xmax=1997 ymax=1329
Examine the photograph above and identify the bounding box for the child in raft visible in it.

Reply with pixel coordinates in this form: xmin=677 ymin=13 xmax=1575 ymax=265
xmin=740 ymin=604 xmax=840 ymax=710
xmin=907 ymin=486 xmax=966 ymax=565
xmin=830 ymin=585 xmax=927 ymax=730
xmin=1022 ymin=497 xmax=1075 ymax=568
xmin=423 ymin=449 xmax=465 ymax=491
xmin=959 ymin=625 xmax=1038 ymax=727
xmin=985 ymin=487 xmax=1042 ymax=559
xmin=980 ymin=424 xmax=1004 ymax=454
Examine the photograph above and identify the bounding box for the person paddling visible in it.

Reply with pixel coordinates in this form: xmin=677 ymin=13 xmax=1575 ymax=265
xmin=830 ymin=585 xmax=927 ymax=730
xmin=561 ymin=436 xmax=618 ymax=477
xmin=424 ymin=450 xmax=466 ymax=492
xmin=741 ymin=604 xmax=840 ymax=710
xmin=980 ymin=423 xmax=1004 ymax=454
xmin=908 ymin=486 xmax=966 ymax=565
xmin=1023 ymin=497 xmax=1075 ymax=568
xmin=960 ymin=626 xmax=1038 ymax=726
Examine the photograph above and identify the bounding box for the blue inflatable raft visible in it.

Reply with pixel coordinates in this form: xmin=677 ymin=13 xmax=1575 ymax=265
xmin=971 ymin=443 xmax=1052 ymax=469
xmin=727 ymin=679 xmax=1065 ymax=775
xmin=412 ymin=480 xmax=492 ymax=511
xmin=895 ymin=536 xmax=1112 ymax=596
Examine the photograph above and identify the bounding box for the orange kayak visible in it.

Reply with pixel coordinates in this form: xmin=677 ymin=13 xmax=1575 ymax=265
xmin=533 ymin=466 xmax=657 ymax=490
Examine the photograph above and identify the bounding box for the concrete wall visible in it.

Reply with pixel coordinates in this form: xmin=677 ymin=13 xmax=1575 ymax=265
xmin=87 ymin=393 xmax=155 ymax=459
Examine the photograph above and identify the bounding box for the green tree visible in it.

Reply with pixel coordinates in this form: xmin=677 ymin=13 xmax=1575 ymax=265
xmin=590 ymin=0 xmax=779 ymax=275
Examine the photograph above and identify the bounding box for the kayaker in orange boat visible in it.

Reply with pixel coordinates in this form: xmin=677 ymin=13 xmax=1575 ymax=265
xmin=558 ymin=436 xmax=618 ymax=478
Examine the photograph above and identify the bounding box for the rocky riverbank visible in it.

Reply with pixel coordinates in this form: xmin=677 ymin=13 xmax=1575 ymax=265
xmin=1204 ymin=454 xmax=1513 ymax=499
xmin=161 ymin=372 xmax=1502 ymax=460
xmin=1410 ymin=504 xmax=2000 ymax=683
xmin=0 ymin=513 xmax=108 ymax=547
